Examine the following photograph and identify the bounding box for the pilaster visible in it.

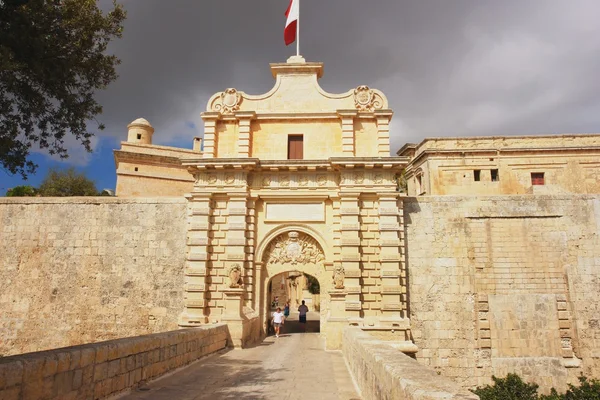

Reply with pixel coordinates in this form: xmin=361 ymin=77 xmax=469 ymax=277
xmin=235 ymin=111 xmax=256 ymax=158
xmin=201 ymin=112 xmax=221 ymax=158
xmin=337 ymin=110 xmax=358 ymax=156
xmin=339 ymin=191 xmax=362 ymax=320
xmin=375 ymin=110 xmax=393 ymax=156
xmin=179 ymin=192 xmax=213 ymax=327
xmin=378 ymin=192 xmax=406 ymax=323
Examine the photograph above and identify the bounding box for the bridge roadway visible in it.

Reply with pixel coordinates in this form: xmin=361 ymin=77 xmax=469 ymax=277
xmin=120 ymin=312 xmax=360 ymax=400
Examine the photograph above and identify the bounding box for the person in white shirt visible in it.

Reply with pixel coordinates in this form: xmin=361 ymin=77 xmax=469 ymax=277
xmin=298 ymin=300 xmax=309 ymax=331
xmin=272 ymin=307 xmax=285 ymax=338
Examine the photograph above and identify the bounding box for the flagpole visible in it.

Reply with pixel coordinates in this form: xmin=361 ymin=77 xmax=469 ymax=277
xmin=296 ymin=0 xmax=300 ymax=56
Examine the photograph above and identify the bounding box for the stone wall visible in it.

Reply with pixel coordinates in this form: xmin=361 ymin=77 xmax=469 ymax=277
xmin=0 ymin=198 xmax=188 ymax=357
xmin=0 ymin=324 xmax=229 ymax=400
xmin=342 ymin=327 xmax=479 ymax=400
xmin=404 ymin=195 xmax=600 ymax=392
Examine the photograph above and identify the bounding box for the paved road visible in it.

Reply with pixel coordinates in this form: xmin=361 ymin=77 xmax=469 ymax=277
xmin=121 ymin=313 xmax=360 ymax=400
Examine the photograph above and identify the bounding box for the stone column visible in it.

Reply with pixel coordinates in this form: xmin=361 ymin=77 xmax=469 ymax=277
xmin=375 ymin=110 xmax=393 ymax=157
xmin=179 ymin=192 xmax=213 ymax=326
xmin=201 ymin=112 xmax=220 ymax=158
xmin=339 ymin=191 xmax=362 ymax=322
xmin=337 ymin=110 xmax=358 ymax=156
xmin=378 ymin=193 xmax=406 ymax=324
xmin=235 ymin=111 xmax=256 ymax=158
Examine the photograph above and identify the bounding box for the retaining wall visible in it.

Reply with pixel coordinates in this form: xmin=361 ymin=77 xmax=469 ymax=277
xmin=342 ymin=327 xmax=479 ymax=400
xmin=0 ymin=324 xmax=229 ymax=400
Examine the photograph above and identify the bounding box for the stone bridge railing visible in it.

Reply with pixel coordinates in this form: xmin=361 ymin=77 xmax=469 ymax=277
xmin=0 ymin=324 xmax=229 ymax=400
xmin=343 ymin=328 xmax=479 ymax=400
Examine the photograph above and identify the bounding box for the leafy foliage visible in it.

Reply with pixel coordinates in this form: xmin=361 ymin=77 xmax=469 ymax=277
xmin=304 ymin=274 xmax=320 ymax=294
xmin=0 ymin=0 xmax=126 ymax=178
xmin=474 ymin=373 xmax=540 ymax=400
xmin=38 ymin=167 xmax=98 ymax=196
xmin=473 ymin=374 xmax=600 ymax=400
xmin=563 ymin=376 xmax=600 ymax=400
xmin=5 ymin=185 xmax=38 ymax=196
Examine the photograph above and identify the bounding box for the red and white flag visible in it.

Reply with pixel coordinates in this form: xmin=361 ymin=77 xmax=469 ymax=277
xmin=284 ymin=0 xmax=299 ymax=46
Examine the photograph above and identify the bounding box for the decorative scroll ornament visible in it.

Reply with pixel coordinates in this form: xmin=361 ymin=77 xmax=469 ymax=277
xmin=374 ymin=174 xmax=383 ymax=184
xmin=354 ymin=85 xmax=383 ymax=112
xmin=333 ymin=265 xmax=345 ymax=289
xmin=225 ymin=174 xmax=235 ymax=184
xmin=262 ymin=176 xmax=272 ymax=187
xmin=208 ymin=174 xmax=217 ymax=185
xmin=299 ymin=176 xmax=309 ymax=187
xmin=228 ymin=264 xmax=243 ymax=288
xmin=317 ymin=175 xmax=327 ymax=186
xmin=264 ymin=232 xmax=325 ymax=266
xmin=354 ymin=173 xmax=364 ymax=185
xmin=212 ymin=88 xmax=242 ymax=114
xmin=280 ymin=175 xmax=290 ymax=187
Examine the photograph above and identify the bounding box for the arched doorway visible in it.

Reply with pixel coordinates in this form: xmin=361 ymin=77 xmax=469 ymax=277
xmin=266 ymin=271 xmax=321 ymax=335
xmin=256 ymin=229 xmax=331 ymax=339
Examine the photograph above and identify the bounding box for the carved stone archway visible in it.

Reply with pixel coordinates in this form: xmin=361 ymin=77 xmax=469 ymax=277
xmin=259 ymin=230 xmax=331 ymax=338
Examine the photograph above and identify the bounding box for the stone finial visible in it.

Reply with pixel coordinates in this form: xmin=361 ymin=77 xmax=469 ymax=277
xmin=287 ymin=55 xmax=306 ymax=64
xmin=127 ymin=118 xmax=155 ymax=145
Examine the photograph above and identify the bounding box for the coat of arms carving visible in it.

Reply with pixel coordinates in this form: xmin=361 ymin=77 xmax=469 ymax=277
xmin=354 ymin=85 xmax=383 ymax=112
xmin=213 ymin=88 xmax=242 ymax=114
xmin=264 ymin=232 xmax=325 ymax=266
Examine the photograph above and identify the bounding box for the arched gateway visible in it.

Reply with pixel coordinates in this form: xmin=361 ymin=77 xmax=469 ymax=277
xmin=176 ymin=57 xmax=412 ymax=350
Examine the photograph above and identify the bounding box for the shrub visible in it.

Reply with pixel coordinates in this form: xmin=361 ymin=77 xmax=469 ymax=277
xmin=473 ymin=373 xmax=539 ymax=400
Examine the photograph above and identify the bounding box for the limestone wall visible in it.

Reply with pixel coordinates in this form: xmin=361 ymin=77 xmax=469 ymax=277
xmin=0 ymin=198 xmax=188 ymax=357
xmin=404 ymin=195 xmax=600 ymax=392
xmin=342 ymin=327 xmax=479 ymax=400
xmin=0 ymin=324 xmax=228 ymax=400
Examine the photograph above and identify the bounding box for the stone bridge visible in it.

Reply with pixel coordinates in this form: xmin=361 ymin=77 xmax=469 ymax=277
xmin=0 ymin=314 xmax=477 ymax=400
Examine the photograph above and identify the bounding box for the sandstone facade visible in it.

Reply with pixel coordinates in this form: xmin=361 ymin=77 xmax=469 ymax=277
xmin=399 ymin=135 xmax=600 ymax=196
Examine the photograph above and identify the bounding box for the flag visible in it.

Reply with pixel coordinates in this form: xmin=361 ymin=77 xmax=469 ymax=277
xmin=284 ymin=0 xmax=299 ymax=46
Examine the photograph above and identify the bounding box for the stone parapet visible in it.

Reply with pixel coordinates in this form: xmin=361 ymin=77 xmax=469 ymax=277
xmin=342 ymin=327 xmax=479 ymax=400
xmin=0 ymin=325 xmax=229 ymax=400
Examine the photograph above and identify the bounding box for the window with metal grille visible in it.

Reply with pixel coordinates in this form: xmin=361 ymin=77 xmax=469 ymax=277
xmin=288 ymin=135 xmax=303 ymax=160
xmin=531 ymin=172 xmax=545 ymax=185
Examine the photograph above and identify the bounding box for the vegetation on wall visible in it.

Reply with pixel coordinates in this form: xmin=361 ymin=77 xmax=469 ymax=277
xmin=473 ymin=373 xmax=600 ymax=400
xmin=304 ymin=274 xmax=320 ymax=294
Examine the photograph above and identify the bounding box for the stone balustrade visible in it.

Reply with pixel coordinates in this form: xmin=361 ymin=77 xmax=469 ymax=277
xmin=0 ymin=324 xmax=229 ymax=400
xmin=342 ymin=328 xmax=479 ymax=400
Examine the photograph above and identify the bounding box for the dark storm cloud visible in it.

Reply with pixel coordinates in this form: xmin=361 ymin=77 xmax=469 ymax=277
xmin=90 ymin=0 xmax=600 ymax=157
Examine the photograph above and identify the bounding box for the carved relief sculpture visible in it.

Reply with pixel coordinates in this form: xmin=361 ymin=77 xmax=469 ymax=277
xmin=264 ymin=232 xmax=325 ymax=266
xmin=354 ymin=85 xmax=383 ymax=112
xmin=333 ymin=265 xmax=345 ymax=289
xmin=228 ymin=264 xmax=243 ymax=288
xmin=212 ymin=88 xmax=242 ymax=114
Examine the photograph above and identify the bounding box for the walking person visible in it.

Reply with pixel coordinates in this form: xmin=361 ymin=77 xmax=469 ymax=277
xmin=284 ymin=301 xmax=290 ymax=318
xmin=298 ymin=300 xmax=309 ymax=332
xmin=272 ymin=307 xmax=285 ymax=338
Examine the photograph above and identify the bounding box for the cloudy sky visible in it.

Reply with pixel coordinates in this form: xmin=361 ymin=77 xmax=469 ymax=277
xmin=3 ymin=0 xmax=600 ymax=193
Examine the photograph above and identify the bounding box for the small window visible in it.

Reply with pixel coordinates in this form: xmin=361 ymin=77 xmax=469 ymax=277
xmin=134 ymin=167 xmax=139 ymax=172
xmin=288 ymin=135 xmax=304 ymax=160
xmin=416 ymin=175 xmax=423 ymax=195
xmin=531 ymin=172 xmax=545 ymax=185
xmin=474 ymin=170 xmax=481 ymax=182
xmin=137 ymin=134 xmax=142 ymax=140
xmin=491 ymin=169 xmax=499 ymax=182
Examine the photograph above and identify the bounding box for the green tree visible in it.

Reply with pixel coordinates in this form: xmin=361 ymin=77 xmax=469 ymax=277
xmin=473 ymin=374 xmax=540 ymax=400
xmin=0 ymin=0 xmax=126 ymax=178
xmin=38 ymin=167 xmax=98 ymax=196
xmin=564 ymin=376 xmax=600 ymax=400
xmin=304 ymin=274 xmax=320 ymax=294
xmin=6 ymin=185 xmax=38 ymax=196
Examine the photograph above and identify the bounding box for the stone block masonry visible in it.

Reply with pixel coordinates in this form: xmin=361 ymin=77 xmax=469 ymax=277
xmin=342 ymin=327 xmax=479 ymax=400
xmin=0 ymin=324 xmax=229 ymax=400
xmin=405 ymin=195 xmax=600 ymax=393
xmin=0 ymin=198 xmax=188 ymax=356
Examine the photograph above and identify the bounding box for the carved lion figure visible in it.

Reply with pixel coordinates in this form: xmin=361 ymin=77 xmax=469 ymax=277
xmin=333 ymin=266 xmax=345 ymax=289
xmin=228 ymin=264 xmax=243 ymax=288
